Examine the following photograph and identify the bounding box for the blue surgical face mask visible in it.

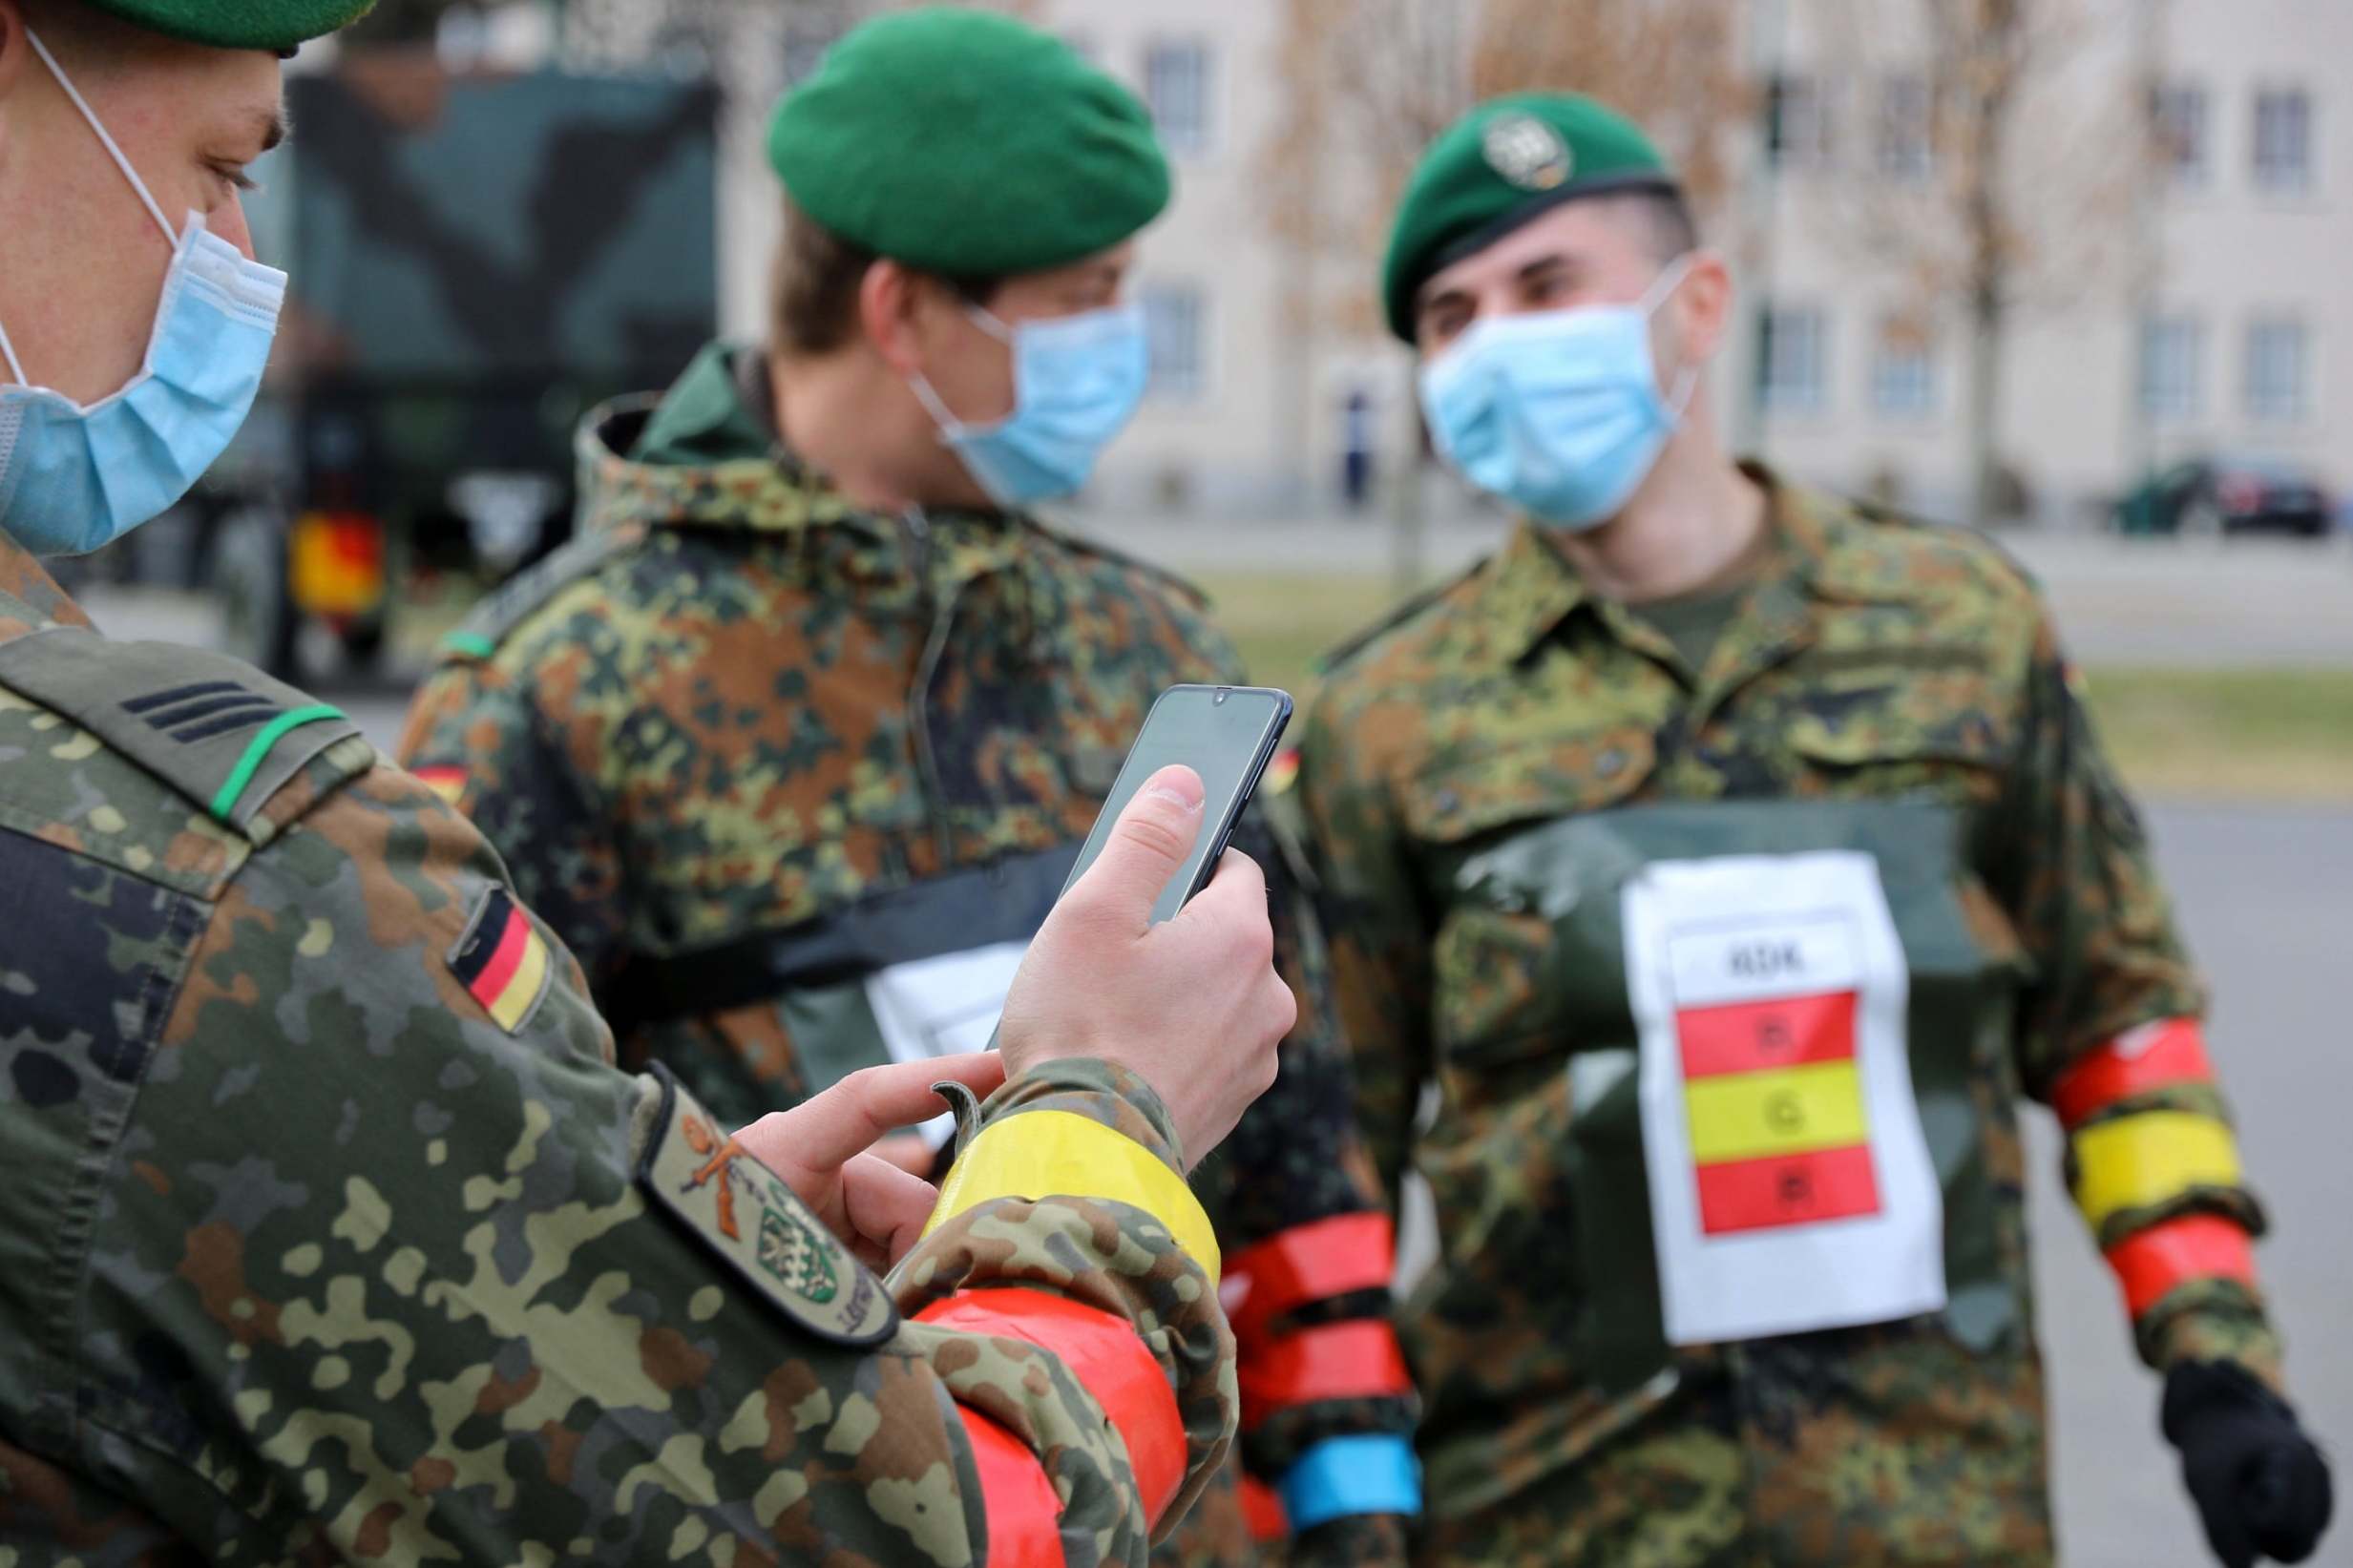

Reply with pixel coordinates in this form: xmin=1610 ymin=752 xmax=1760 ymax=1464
xmin=0 ymin=30 xmax=287 ymax=557
xmin=910 ymin=302 xmax=1147 ymax=509
xmin=1418 ymin=255 xmax=1697 ymax=532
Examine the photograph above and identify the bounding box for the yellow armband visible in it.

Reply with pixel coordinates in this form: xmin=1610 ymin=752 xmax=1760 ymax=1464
xmin=925 ymin=1110 xmax=1220 ymax=1285
xmin=2073 ymin=1111 xmax=2243 ymax=1230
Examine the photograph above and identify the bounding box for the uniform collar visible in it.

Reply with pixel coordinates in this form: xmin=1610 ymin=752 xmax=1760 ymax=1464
xmin=1485 ymin=460 xmax=1851 ymax=662
xmin=0 ymin=536 xmax=95 ymax=644
xmin=627 ymin=340 xmax=778 ymax=469
xmin=575 ymin=340 xmax=1032 ymax=552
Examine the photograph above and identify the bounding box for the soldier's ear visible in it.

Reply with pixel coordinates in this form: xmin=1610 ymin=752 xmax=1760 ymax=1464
xmin=859 ymin=258 xmax=928 ymax=374
xmin=0 ymin=0 xmax=30 ymax=105
xmin=1672 ymin=251 xmax=1735 ymax=366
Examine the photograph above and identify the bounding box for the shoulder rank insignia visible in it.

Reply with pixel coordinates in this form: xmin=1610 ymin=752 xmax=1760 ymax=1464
xmin=636 ymin=1066 xmax=898 ymax=1347
xmin=448 ymin=886 xmax=553 ymax=1035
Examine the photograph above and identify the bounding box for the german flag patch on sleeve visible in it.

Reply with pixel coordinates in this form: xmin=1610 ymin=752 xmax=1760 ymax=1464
xmin=412 ymin=763 xmax=468 ymax=808
xmin=449 ymin=886 xmax=553 ymax=1034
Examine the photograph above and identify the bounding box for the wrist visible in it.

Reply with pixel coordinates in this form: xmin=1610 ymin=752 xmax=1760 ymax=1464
xmin=2146 ymin=1285 xmax=2283 ymax=1392
xmin=990 ymin=1056 xmax=1186 ymax=1170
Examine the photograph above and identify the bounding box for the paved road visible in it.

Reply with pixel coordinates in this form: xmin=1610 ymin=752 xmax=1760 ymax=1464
xmin=66 ymin=580 xmax=2353 ymax=1565
xmin=2030 ymin=805 xmax=2352 ymax=1567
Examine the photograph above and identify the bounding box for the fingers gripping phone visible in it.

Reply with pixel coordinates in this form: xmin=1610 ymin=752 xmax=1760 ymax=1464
xmin=960 ymin=683 xmax=1289 ymax=1090
xmin=1062 ymin=683 xmax=1294 ymax=924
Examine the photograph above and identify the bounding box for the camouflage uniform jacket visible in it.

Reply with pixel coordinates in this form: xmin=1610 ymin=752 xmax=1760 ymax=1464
xmin=1297 ymin=469 xmax=2282 ymax=1567
xmin=397 ymin=344 xmax=1416 ymax=1565
xmin=0 ymin=537 xmax=1239 ymax=1565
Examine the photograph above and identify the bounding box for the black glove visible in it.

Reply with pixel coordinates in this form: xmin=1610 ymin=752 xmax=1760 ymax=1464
xmin=2164 ymin=1359 xmax=2333 ymax=1567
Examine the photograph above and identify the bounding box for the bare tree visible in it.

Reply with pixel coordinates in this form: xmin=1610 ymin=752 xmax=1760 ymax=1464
xmin=1265 ymin=0 xmax=1746 ymax=340
xmin=1817 ymin=0 xmax=2139 ymax=526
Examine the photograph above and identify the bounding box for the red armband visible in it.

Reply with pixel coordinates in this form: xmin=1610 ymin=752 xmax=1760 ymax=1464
xmin=1240 ymin=1319 xmax=1414 ymax=1431
xmin=956 ymin=1405 xmax=1067 ymax=1568
xmin=918 ymin=1288 xmax=1187 ymax=1526
xmin=1241 ymin=1474 xmax=1290 ymax=1541
xmin=2104 ymin=1214 xmax=2258 ymax=1318
xmin=1225 ymin=1213 xmax=1397 ymax=1349
xmin=2051 ymin=1018 xmax=2216 ymax=1131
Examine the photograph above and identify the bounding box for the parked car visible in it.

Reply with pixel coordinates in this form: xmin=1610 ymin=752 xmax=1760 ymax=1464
xmin=2114 ymin=455 xmax=2334 ymax=538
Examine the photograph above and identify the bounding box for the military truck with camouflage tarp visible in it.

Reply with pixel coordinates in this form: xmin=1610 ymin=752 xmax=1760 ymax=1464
xmin=200 ymin=53 xmax=718 ymax=677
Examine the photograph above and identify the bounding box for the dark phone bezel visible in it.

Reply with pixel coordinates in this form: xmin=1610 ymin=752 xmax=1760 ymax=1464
xmin=1171 ymin=684 xmax=1293 ymax=906
xmin=1055 ymin=682 xmax=1294 ymax=909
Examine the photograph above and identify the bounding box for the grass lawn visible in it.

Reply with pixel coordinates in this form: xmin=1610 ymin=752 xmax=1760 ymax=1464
xmin=1195 ymin=571 xmax=2353 ymax=805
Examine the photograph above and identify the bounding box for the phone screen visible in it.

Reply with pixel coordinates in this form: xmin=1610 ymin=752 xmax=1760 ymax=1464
xmin=1061 ymin=684 xmax=1293 ymax=925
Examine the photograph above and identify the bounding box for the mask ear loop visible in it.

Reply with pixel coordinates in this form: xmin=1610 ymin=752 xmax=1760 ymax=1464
xmin=909 ymin=303 xmax=1018 ymax=441
xmin=26 ymin=30 xmax=179 ymax=246
xmin=0 ymin=317 xmax=28 ymax=386
xmin=1643 ymin=252 xmax=1705 ymax=420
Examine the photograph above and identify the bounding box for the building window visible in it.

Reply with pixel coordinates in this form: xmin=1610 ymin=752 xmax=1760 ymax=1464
xmin=2150 ymin=83 xmax=2209 ymax=188
xmin=2253 ymin=88 xmax=2313 ymax=194
xmin=1871 ymin=318 xmax=1936 ymax=416
xmin=2245 ymin=318 xmax=2310 ymax=422
xmin=1757 ymin=307 xmax=1829 ymax=413
xmin=1144 ymin=40 xmax=1211 ymax=156
xmin=781 ymin=21 xmax=837 ymax=86
xmin=1877 ymin=74 xmax=1933 ymax=182
xmin=1766 ymin=73 xmax=1831 ymax=169
xmin=1144 ymin=284 xmax=1207 ymax=402
xmin=2139 ymin=314 xmax=2204 ymax=421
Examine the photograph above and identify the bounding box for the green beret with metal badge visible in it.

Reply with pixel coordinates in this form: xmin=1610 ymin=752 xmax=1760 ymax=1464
xmin=72 ymin=0 xmax=375 ymax=51
xmin=1381 ymin=92 xmax=1678 ymax=342
xmin=767 ymin=6 xmax=1172 ymax=277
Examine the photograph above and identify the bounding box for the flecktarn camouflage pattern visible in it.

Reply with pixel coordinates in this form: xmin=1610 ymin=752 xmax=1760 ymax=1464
xmin=398 ymin=343 xmax=1417 ymax=1567
xmin=0 ymin=534 xmax=1236 ymax=1564
xmin=1296 ymin=466 xmax=2281 ymax=1567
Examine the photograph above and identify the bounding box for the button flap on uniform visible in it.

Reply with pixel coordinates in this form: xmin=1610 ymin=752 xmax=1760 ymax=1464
xmin=636 ymin=1065 xmax=899 ymax=1348
xmin=1784 ymin=685 xmax=2011 ymax=770
xmin=0 ymin=628 xmax=368 ymax=840
xmin=1400 ymin=727 xmax=1658 ymax=846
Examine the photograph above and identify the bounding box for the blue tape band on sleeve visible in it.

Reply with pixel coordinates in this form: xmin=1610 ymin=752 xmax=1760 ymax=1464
xmin=1276 ymin=1433 xmax=1423 ymax=1531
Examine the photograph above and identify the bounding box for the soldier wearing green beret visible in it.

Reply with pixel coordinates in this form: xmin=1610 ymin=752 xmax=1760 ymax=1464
xmin=1296 ymin=94 xmax=2334 ymax=1566
xmin=398 ymin=10 xmax=1421 ymax=1565
xmin=0 ymin=1 xmax=1317 ymax=1559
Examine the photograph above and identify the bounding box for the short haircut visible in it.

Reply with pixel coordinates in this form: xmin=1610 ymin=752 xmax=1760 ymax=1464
xmin=19 ymin=0 xmax=154 ymax=74
xmin=1604 ymin=186 xmax=1701 ymax=264
xmin=769 ymin=195 xmax=1005 ymax=358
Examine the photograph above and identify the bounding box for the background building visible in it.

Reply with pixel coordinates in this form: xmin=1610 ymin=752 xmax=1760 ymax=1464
xmin=442 ymin=0 xmax=2351 ymax=528
xmin=827 ymin=0 xmax=2346 ymax=529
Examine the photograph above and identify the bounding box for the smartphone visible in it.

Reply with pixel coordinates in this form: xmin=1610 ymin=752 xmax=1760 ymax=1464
xmin=1061 ymin=684 xmax=1294 ymax=924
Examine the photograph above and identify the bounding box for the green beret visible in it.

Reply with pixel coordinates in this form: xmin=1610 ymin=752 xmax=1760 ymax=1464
xmin=767 ymin=7 xmax=1170 ymax=277
xmin=1381 ymin=93 xmax=1676 ymax=341
xmin=75 ymin=0 xmax=374 ymax=51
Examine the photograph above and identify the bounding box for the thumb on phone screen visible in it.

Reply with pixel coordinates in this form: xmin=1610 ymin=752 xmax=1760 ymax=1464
xmin=995 ymin=764 xmax=1291 ymax=1164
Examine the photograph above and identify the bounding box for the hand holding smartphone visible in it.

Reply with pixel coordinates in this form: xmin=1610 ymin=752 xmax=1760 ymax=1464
xmin=1057 ymin=683 xmax=1293 ymax=923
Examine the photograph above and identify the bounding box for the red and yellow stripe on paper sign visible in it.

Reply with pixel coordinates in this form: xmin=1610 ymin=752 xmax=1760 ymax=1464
xmin=449 ymin=888 xmax=551 ymax=1034
xmin=1677 ymin=990 xmax=1880 ymax=1234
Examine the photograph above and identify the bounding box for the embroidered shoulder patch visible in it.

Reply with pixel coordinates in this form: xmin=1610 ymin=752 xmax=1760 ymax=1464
xmin=636 ymin=1067 xmax=899 ymax=1348
xmin=447 ymin=886 xmax=553 ymax=1035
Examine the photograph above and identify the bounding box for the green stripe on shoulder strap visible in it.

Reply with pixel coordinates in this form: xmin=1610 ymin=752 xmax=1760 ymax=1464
xmin=210 ymin=704 xmax=347 ymax=821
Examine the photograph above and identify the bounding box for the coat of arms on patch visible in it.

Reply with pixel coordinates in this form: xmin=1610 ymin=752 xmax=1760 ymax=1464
xmin=757 ymin=1183 xmax=840 ymax=1303
xmin=1482 ymin=114 xmax=1573 ymax=190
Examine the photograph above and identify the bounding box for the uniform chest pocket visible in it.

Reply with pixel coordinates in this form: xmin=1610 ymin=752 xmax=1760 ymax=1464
xmin=1785 ymin=680 xmax=2013 ymax=808
xmin=1403 ymin=731 xmax=1655 ymax=1071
